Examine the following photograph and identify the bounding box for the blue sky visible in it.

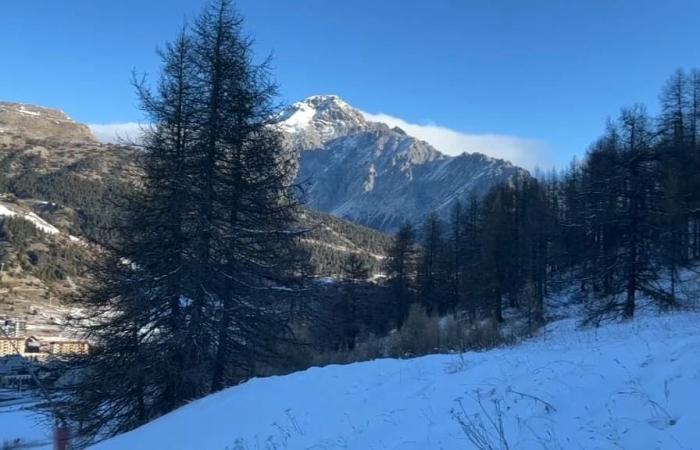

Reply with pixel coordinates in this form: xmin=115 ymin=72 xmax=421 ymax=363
xmin=1 ymin=1 xmax=699 ymax=169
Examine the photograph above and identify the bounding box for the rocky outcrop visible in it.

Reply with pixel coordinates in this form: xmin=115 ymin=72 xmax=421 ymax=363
xmin=0 ymin=102 xmax=96 ymax=147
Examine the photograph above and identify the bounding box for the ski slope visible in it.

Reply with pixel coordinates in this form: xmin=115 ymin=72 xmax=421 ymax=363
xmin=92 ymin=310 xmax=700 ymax=449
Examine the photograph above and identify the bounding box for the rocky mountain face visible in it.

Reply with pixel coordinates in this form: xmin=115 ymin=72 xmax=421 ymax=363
xmin=278 ymin=95 xmax=528 ymax=231
xmin=0 ymin=102 xmax=96 ymax=146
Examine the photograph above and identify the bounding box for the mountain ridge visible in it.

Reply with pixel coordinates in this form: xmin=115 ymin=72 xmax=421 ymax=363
xmin=0 ymin=102 xmax=97 ymax=145
xmin=278 ymin=95 xmax=528 ymax=231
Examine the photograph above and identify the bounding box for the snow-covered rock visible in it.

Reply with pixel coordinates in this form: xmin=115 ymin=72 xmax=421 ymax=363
xmin=277 ymin=95 xmax=369 ymax=150
xmin=278 ymin=96 xmax=527 ymax=231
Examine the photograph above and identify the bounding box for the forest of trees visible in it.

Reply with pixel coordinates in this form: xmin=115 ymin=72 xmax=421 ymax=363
xmin=385 ymin=68 xmax=700 ymax=329
xmin=299 ymin=208 xmax=392 ymax=276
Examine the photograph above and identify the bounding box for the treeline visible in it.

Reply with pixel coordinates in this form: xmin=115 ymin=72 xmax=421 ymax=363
xmin=0 ymin=147 xmax=389 ymax=279
xmin=386 ymin=69 xmax=700 ymax=326
xmin=0 ymin=216 xmax=85 ymax=283
xmin=0 ymin=156 xmax=131 ymax=245
xmin=300 ymin=208 xmax=391 ymax=276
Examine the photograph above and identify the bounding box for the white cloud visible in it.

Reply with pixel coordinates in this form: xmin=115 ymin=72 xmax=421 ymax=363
xmin=360 ymin=111 xmax=550 ymax=170
xmin=88 ymin=122 xmax=144 ymax=144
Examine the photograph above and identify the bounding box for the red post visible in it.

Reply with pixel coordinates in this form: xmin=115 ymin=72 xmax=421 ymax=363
xmin=53 ymin=423 xmax=71 ymax=450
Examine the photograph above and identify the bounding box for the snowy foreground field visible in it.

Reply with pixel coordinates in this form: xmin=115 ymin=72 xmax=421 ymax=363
xmin=92 ymin=311 xmax=700 ymax=450
xmin=3 ymin=311 xmax=699 ymax=449
xmin=0 ymin=391 xmax=50 ymax=449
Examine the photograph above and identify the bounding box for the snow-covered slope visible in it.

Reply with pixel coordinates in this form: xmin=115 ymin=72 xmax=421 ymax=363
xmin=278 ymin=96 xmax=526 ymax=231
xmin=92 ymin=311 xmax=700 ymax=449
xmin=0 ymin=392 xmax=48 ymax=449
xmin=0 ymin=203 xmax=61 ymax=235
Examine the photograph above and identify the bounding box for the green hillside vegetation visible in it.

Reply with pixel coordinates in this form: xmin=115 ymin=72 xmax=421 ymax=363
xmin=0 ymin=140 xmax=391 ymax=280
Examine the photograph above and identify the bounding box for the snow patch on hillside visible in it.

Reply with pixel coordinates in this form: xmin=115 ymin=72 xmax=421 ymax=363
xmin=278 ymin=101 xmax=316 ymax=133
xmin=0 ymin=203 xmax=61 ymax=235
xmin=17 ymin=106 xmax=41 ymax=117
xmin=93 ymin=310 xmax=700 ymax=449
xmin=0 ymin=202 xmax=83 ymax=243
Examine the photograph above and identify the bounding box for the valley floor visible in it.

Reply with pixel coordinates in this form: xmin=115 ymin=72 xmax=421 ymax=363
xmin=88 ymin=309 xmax=700 ymax=450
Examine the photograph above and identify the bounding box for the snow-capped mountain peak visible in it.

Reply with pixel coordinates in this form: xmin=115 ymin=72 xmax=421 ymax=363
xmin=276 ymin=95 xmax=528 ymax=231
xmin=277 ymin=95 xmax=369 ymax=148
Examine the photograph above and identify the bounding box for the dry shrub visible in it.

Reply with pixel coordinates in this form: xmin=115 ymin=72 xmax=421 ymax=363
xmin=309 ymin=307 xmax=512 ymax=368
xmin=440 ymin=315 xmax=471 ymax=351
xmin=312 ymin=332 xmax=389 ymax=366
xmin=397 ymin=304 xmax=440 ymax=356
xmin=466 ymin=319 xmax=508 ymax=350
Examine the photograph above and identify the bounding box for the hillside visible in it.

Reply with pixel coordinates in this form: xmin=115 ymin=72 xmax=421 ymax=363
xmin=0 ymin=102 xmax=128 ymax=338
xmin=0 ymin=101 xmax=392 ymax=338
xmin=0 ymin=198 xmax=89 ymax=338
xmin=83 ymin=307 xmax=700 ymax=449
xmin=279 ymin=95 xmax=527 ymax=231
xmin=0 ymin=103 xmax=95 ymax=145
xmin=299 ymin=208 xmax=391 ymax=276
